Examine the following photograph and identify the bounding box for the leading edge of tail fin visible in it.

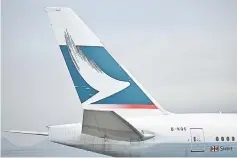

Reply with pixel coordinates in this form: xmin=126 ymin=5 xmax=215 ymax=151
xmin=45 ymin=7 xmax=169 ymax=113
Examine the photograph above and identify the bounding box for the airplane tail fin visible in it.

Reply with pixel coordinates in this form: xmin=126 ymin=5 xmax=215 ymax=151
xmin=46 ymin=7 xmax=170 ymax=114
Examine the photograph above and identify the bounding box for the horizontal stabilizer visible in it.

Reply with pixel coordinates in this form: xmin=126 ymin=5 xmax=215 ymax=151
xmin=82 ymin=110 xmax=155 ymax=142
xmin=4 ymin=130 xmax=48 ymax=136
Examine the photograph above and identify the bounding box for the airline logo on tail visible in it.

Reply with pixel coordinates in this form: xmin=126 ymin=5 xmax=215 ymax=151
xmin=47 ymin=7 xmax=160 ymax=109
xmin=59 ymin=31 xmax=156 ymax=109
xmin=64 ymin=30 xmax=130 ymax=105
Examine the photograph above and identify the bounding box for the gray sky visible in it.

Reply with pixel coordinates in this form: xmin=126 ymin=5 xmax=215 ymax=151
xmin=2 ymin=0 xmax=237 ymax=145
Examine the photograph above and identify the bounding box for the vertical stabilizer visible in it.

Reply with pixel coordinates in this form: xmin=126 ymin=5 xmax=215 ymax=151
xmin=46 ymin=7 xmax=170 ymax=114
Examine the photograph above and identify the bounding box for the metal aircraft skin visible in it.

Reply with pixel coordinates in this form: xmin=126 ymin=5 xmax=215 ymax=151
xmin=5 ymin=7 xmax=237 ymax=157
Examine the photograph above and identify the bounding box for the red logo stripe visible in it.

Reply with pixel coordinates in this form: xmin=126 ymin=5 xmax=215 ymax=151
xmin=109 ymin=104 xmax=158 ymax=109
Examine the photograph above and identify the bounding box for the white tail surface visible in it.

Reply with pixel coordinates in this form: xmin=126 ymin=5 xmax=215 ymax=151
xmin=46 ymin=7 xmax=169 ymax=114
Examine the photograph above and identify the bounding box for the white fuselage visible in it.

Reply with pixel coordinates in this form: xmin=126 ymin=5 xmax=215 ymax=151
xmin=48 ymin=113 xmax=237 ymax=157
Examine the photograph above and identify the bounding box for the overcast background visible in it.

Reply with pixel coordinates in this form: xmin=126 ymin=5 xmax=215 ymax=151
xmin=2 ymin=0 xmax=237 ymax=148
